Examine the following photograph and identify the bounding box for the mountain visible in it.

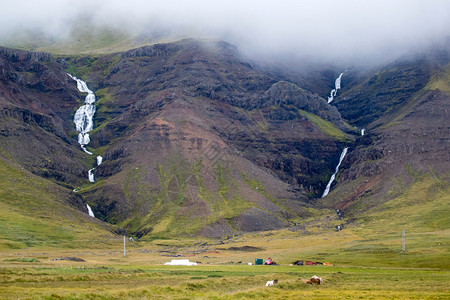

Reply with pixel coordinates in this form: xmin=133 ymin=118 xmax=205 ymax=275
xmin=318 ymin=49 xmax=450 ymax=220
xmin=62 ymin=39 xmax=353 ymax=237
xmin=0 ymin=38 xmax=448 ymax=242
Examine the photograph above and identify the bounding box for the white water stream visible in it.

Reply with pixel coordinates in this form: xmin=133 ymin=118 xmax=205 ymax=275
xmin=322 ymin=71 xmax=354 ymax=198
xmin=68 ymin=74 xmax=96 ymax=155
xmin=69 ymin=74 xmax=104 ymax=186
xmin=88 ymin=168 xmax=95 ymax=183
xmin=86 ymin=204 xmax=95 ymax=217
xmin=322 ymin=147 xmax=348 ymax=198
xmin=327 ymin=72 xmax=344 ymax=103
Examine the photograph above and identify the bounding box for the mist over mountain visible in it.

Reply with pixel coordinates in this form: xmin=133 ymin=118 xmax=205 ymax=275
xmin=1 ymin=0 xmax=450 ymax=64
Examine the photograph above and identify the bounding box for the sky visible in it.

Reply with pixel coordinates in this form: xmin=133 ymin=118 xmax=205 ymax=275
xmin=0 ymin=0 xmax=449 ymax=62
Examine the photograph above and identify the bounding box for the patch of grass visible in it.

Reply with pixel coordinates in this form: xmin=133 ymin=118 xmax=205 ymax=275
xmin=35 ymin=26 xmax=138 ymax=55
xmin=3 ymin=258 xmax=39 ymax=262
xmin=213 ymin=165 xmax=254 ymax=219
xmin=425 ymin=63 xmax=450 ymax=93
xmin=297 ymin=109 xmax=348 ymax=141
xmin=241 ymin=172 xmax=280 ymax=207
xmin=87 ymin=87 xmax=119 ymax=137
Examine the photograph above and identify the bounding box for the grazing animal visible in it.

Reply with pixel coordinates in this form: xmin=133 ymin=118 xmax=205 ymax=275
xmin=265 ymin=279 xmax=278 ymax=286
xmin=306 ymin=275 xmax=323 ymax=285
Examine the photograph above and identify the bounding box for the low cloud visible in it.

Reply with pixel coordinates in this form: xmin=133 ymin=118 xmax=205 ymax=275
xmin=1 ymin=0 xmax=449 ymax=63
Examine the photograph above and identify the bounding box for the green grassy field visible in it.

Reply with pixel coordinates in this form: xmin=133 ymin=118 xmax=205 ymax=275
xmin=0 ymin=263 xmax=448 ymax=299
xmin=0 ymin=213 xmax=448 ymax=300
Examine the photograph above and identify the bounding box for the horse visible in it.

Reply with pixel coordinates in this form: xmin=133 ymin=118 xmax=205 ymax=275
xmin=265 ymin=279 xmax=278 ymax=286
xmin=306 ymin=275 xmax=323 ymax=285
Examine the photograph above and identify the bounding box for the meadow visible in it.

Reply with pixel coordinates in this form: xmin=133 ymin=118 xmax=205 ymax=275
xmin=1 ymin=258 xmax=448 ymax=299
xmin=0 ymin=224 xmax=449 ymax=300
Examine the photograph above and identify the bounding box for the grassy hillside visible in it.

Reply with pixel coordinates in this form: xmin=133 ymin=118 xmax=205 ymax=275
xmin=425 ymin=63 xmax=450 ymax=93
xmin=1 ymin=23 xmax=170 ymax=55
xmin=0 ymin=157 xmax=117 ymax=249
xmin=322 ymin=174 xmax=449 ymax=268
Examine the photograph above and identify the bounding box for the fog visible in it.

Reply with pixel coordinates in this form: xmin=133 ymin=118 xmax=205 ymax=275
xmin=1 ymin=0 xmax=449 ymax=63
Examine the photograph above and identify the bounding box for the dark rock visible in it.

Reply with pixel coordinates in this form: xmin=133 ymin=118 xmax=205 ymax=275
xmin=51 ymin=257 xmax=85 ymax=262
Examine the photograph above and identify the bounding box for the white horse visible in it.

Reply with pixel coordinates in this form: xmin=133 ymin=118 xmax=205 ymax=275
xmin=265 ymin=279 xmax=278 ymax=286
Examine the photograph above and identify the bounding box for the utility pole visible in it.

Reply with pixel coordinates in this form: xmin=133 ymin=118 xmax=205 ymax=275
xmin=123 ymin=235 xmax=126 ymax=256
xmin=402 ymin=229 xmax=406 ymax=252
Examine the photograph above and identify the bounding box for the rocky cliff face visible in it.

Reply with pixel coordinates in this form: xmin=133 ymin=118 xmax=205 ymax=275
xmin=1 ymin=39 xmax=448 ymax=238
xmin=0 ymin=46 xmax=90 ymax=187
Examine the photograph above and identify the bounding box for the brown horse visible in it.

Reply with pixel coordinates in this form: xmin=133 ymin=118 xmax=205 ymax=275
xmin=306 ymin=275 xmax=323 ymax=285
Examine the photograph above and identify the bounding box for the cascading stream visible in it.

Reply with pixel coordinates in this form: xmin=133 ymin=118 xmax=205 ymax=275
xmin=68 ymin=74 xmax=96 ymax=155
xmin=327 ymin=72 xmax=344 ymax=103
xmin=322 ymin=147 xmax=348 ymax=198
xmin=69 ymin=74 xmax=104 ymax=187
xmin=86 ymin=204 xmax=95 ymax=217
xmin=322 ymin=71 xmax=357 ymax=198
xmin=327 ymin=71 xmax=367 ymax=137
xmin=69 ymin=74 xmax=103 ymax=218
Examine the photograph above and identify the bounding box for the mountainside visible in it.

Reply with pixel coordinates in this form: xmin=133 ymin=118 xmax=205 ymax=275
xmin=62 ymin=39 xmax=352 ymax=237
xmin=317 ymin=50 xmax=450 ymax=223
xmin=0 ymin=38 xmax=448 ymax=242
xmin=0 ymin=47 xmax=94 ymax=187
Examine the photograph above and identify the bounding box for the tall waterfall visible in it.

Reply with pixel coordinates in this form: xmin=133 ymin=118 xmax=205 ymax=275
xmin=68 ymin=74 xmax=96 ymax=155
xmin=322 ymin=147 xmax=348 ymax=198
xmin=86 ymin=204 xmax=95 ymax=217
xmin=327 ymin=72 xmax=344 ymax=104
xmin=69 ymin=74 xmax=103 ymax=184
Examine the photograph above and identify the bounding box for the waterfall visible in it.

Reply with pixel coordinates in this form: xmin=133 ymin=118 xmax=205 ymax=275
xmin=335 ymin=73 xmax=343 ymax=90
xmin=68 ymin=74 xmax=96 ymax=155
xmin=322 ymin=147 xmax=348 ymax=198
xmin=327 ymin=72 xmax=344 ymax=104
xmin=86 ymin=204 xmax=95 ymax=217
xmin=69 ymin=74 xmax=104 ymax=184
xmin=88 ymin=168 xmax=95 ymax=183
xmin=361 ymin=128 xmax=365 ymax=136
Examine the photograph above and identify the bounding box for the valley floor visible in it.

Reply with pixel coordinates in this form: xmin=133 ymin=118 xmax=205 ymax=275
xmin=0 ymin=263 xmax=448 ymax=299
xmin=0 ymin=226 xmax=448 ymax=299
